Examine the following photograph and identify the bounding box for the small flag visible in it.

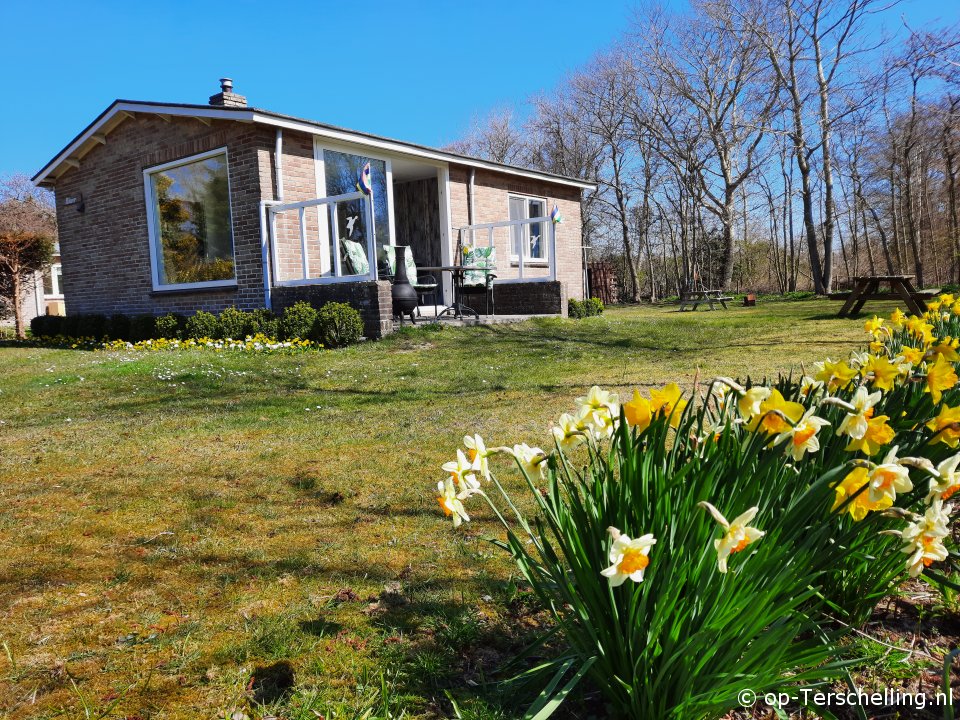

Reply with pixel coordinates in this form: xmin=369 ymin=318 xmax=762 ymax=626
xmin=550 ymin=204 xmax=563 ymax=224
xmin=356 ymin=162 xmax=372 ymax=195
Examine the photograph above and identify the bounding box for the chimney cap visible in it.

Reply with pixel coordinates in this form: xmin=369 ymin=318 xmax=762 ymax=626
xmin=219 ymin=77 xmax=233 ymax=93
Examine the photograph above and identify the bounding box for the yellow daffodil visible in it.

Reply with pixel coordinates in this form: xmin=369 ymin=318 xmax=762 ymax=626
xmin=746 ymin=388 xmax=805 ymax=435
xmin=889 ymin=308 xmax=907 ymax=329
xmin=512 ymin=443 xmax=548 ymax=478
xmin=906 ymin=316 xmax=935 ymax=346
xmin=866 ymin=447 xmax=913 ymax=504
xmin=814 ymin=359 xmax=858 ymax=391
xmin=774 ymin=409 xmax=830 ymax=461
xmin=623 ymin=390 xmax=653 ymax=433
xmin=552 ymin=412 xmax=586 ymax=451
xmin=927 ymin=454 xmax=960 ymax=502
xmin=738 ymin=386 xmax=771 ymax=420
xmin=925 ymin=353 xmax=959 ymax=404
xmin=650 ymin=382 xmax=688 ymax=428
xmin=463 ymin=434 xmax=490 ymax=481
xmin=442 ymin=450 xmax=481 ymax=494
xmin=927 ymin=300 xmax=943 ymax=314
xmin=928 ymin=339 xmax=960 ymax=363
xmin=953 ymin=301 xmax=960 ymax=316
xmin=864 ymin=316 xmax=885 ymax=335
xmin=833 ymin=467 xmax=893 ymax=520
xmin=926 ymin=404 xmax=960 ymax=447
xmin=836 ymin=386 xmax=883 ymax=440
xmin=899 ymin=499 xmax=951 ymax=577
xmin=940 ymin=293 xmax=956 ymax=306
xmin=863 ymin=355 xmax=902 ymax=391
xmin=437 ymin=477 xmax=470 ymax=528
xmin=844 ymin=414 xmax=895 ymax=456
xmin=699 ymin=502 xmax=765 ymax=573
xmin=869 ymin=340 xmax=884 ymax=354
xmin=899 ymin=346 xmax=925 ymax=366
xmin=600 ymin=527 xmax=656 ymax=586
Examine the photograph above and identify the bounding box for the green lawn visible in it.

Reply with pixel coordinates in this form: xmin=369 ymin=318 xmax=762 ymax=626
xmin=0 ymin=301 xmax=898 ymax=719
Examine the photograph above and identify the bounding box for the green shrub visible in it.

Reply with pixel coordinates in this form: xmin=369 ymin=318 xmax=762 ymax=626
xmin=315 ymin=301 xmax=363 ymax=347
xmin=217 ymin=306 xmax=250 ymax=340
xmin=129 ymin=315 xmax=157 ymax=342
xmin=567 ymin=299 xmax=586 ymax=319
xmin=586 ymin=297 xmax=604 ymax=316
xmin=109 ymin=314 xmax=131 ymax=340
xmin=155 ymin=314 xmax=183 ymax=339
xmin=248 ymin=308 xmax=279 ymax=338
xmin=280 ymin=301 xmax=318 ymax=341
xmin=185 ymin=311 xmax=220 ymax=340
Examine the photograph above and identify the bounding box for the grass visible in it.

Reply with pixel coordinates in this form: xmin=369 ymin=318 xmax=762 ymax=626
xmin=0 ymin=300 xmax=911 ymax=719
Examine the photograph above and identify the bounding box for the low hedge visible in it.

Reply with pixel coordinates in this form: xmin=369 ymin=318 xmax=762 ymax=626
xmin=29 ymin=302 xmax=365 ymax=347
xmin=568 ymin=297 xmax=605 ymax=319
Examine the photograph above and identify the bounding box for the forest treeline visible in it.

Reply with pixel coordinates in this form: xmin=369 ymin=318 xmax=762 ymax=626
xmin=449 ymin=0 xmax=960 ymax=300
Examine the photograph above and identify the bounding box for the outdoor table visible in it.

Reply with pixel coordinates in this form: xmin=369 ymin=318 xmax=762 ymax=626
xmin=833 ymin=275 xmax=937 ymax=317
xmin=418 ymin=266 xmax=491 ymax=319
xmin=679 ymin=289 xmax=733 ymax=311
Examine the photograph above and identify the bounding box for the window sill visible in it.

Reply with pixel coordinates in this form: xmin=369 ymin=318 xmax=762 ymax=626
xmin=510 ymin=260 xmax=549 ymax=267
xmin=150 ymin=283 xmax=238 ymax=297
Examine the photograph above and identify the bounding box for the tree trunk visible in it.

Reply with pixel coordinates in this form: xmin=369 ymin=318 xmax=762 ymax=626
xmin=12 ymin=271 xmax=25 ymax=340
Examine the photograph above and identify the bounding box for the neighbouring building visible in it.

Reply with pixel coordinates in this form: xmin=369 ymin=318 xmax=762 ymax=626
xmin=32 ymin=80 xmax=593 ymax=337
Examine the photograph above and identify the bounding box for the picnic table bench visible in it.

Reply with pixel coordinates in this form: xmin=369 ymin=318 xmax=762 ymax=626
xmin=679 ymin=289 xmax=734 ymax=311
xmin=830 ymin=275 xmax=938 ymax=317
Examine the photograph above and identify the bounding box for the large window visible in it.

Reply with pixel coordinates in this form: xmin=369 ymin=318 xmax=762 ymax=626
xmin=322 ymin=149 xmax=390 ymax=277
xmin=508 ymin=195 xmax=547 ymax=261
xmin=145 ymin=149 xmax=235 ymax=289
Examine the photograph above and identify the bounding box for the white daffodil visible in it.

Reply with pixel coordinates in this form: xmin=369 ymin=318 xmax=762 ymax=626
xmin=699 ymin=502 xmax=765 ymax=573
xmin=867 ymin=446 xmax=913 ymax=504
xmin=552 ymin=412 xmax=586 ymax=452
xmin=441 ymin=449 xmax=481 ymax=494
xmin=737 ymin=386 xmax=771 ymax=421
xmin=799 ymin=375 xmax=824 ymax=399
xmin=899 ymin=499 xmax=952 ymax=577
xmin=511 ymin=443 xmax=548 ymax=478
xmin=774 ymin=409 xmax=830 ymax=461
xmin=463 ymin=433 xmax=491 ymax=481
xmin=927 ymin=454 xmax=960 ymax=502
xmin=600 ymin=526 xmax=656 ymax=586
xmin=436 ymin=478 xmax=470 ymax=528
xmin=836 ymin=386 xmax=883 ymax=440
xmin=575 ymin=386 xmax=620 ymax=434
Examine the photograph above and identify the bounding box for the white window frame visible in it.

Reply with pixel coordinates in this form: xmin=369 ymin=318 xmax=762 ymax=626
xmin=143 ymin=147 xmax=237 ymax=292
xmin=507 ymin=193 xmax=549 ymax=264
xmin=44 ymin=262 xmax=64 ymax=299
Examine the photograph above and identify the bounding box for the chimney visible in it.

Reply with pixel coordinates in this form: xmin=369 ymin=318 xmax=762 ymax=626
xmin=209 ymin=77 xmax=247 ymax=108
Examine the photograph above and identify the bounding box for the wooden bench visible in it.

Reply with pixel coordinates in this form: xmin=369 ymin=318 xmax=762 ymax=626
xmin=832 ymin=275 xmax=937 ymax=317
xmin=679 ymin=290 xmax=733 ymax=311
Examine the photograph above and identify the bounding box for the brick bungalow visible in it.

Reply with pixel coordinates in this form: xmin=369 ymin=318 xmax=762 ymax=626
xmin=32 ymin=80 xmax=593 ymax=337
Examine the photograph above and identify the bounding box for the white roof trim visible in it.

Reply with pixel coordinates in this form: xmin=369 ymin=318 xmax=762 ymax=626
xmin=33 ymin=101 xmax=596 ymax=190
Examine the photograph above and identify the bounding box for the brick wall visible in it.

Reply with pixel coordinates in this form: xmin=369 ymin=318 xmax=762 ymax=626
xmin=271 ymin=281 xmax=393 ymax=338
xmin=461 ymin=281 xmax=568 ymax=317
xmin=53 ymin=114 xmax=275 ymax=315
xmin=447 ymin=165 xmax=585 ymax=301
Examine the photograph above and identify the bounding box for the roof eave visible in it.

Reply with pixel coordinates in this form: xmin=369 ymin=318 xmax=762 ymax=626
xmin=33 ymin=101 xmax=596 ymax=191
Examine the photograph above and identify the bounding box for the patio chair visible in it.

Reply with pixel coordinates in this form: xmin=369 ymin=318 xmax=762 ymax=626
xmin=383 ymin=244 xmax=439 ymax=316
xmin=462 ymin=245 xmax=497 ymax=316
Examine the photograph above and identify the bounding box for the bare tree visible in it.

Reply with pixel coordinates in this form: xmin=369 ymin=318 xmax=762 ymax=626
xmin=0 ymin=174 xmax=57 ymax=339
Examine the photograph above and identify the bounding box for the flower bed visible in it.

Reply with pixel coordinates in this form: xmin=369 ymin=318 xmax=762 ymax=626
xmin=26 ymin=333 xmax=319 ymax=353
xmin=436 ymin=297 xmax=960 ymax=718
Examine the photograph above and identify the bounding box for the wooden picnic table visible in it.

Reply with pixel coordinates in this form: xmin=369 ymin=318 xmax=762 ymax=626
xmin=831 ymin=275 xmax=938 ymax=317
xmin=679 ymin=289 xmax=733 ymax=311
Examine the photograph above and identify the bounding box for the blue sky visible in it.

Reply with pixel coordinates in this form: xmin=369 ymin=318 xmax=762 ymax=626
xmin=1 ymin=0 xmax=956 ymax=178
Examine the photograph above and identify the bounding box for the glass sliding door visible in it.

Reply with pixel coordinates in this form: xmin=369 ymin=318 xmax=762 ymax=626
xmin=322 ymin=149 xmax=391 ymax=277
